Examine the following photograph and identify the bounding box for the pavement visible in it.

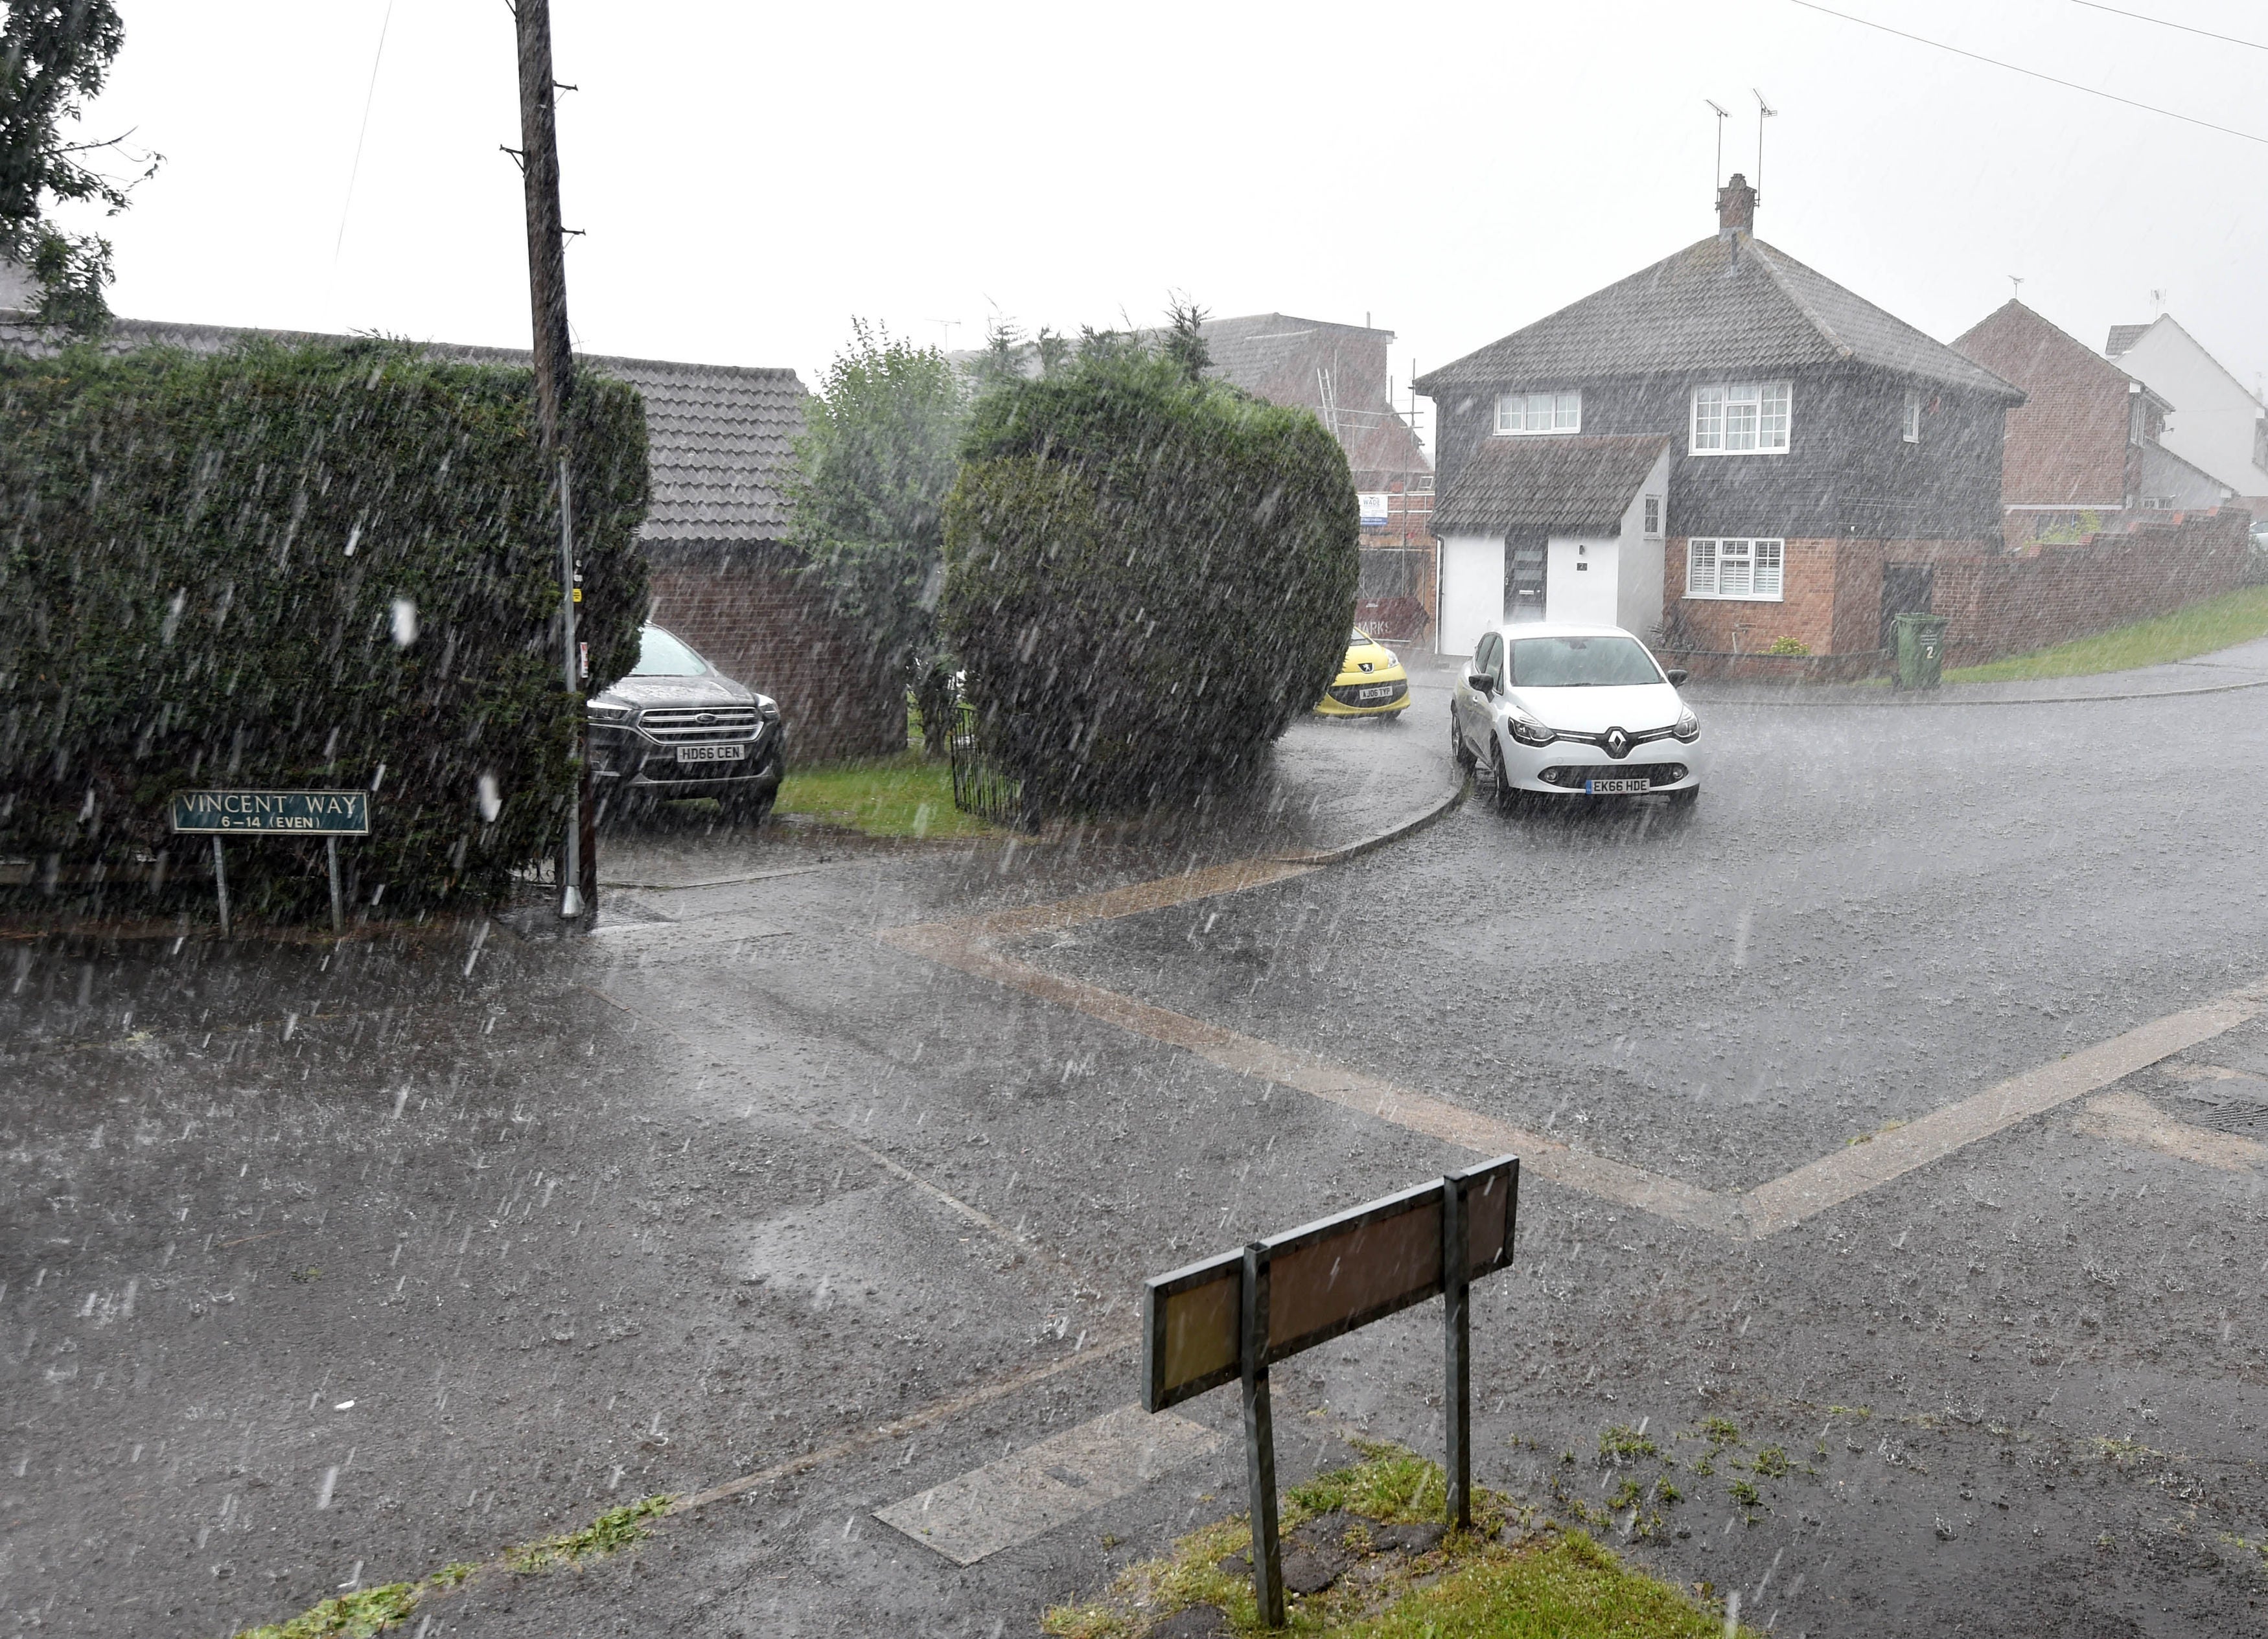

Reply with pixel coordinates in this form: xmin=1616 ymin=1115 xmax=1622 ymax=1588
xmin=1685 ymin=632 xmax=2268 ymax=707
xmin=8 ymin=646 xmax=2268 ymax=1638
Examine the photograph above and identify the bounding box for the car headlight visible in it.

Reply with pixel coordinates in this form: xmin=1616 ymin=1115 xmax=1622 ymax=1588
xmin=756 ymin=695 xmax=781 ymax=723
xmin=586 ymin=703 xmax=632 ymax=725
xmin=1671 ymin=707 xmax=1700 ymax=744
xmin=1505 ymin=710 xmax=1556 ymax=748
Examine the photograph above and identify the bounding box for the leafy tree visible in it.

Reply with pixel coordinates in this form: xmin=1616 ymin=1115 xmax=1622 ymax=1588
xmin=942 ymin=348 xmax=1358 ymax=812
xmin=0 ymin=1 xmax=159 ymax=335
xmin=1161 ymin=292 xmax=1210 ymax=383
xmin=788 ymin=320 xmax=969 ymax=753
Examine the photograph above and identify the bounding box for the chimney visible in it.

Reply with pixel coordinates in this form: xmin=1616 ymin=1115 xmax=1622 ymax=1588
xmin=1716 ymin=173 xmax=1757 ymax=239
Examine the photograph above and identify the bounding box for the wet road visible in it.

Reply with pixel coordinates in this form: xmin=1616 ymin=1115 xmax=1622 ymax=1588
xmin=8 ymin=660 xmax=2268 ymax=1636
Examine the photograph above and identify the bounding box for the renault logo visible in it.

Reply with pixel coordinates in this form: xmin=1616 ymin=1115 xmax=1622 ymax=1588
xmin=1603 ymin=727 xmax=1631 ymax=759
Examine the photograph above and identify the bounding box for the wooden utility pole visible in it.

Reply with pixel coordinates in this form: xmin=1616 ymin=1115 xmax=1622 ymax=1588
xmin=512 ymin=0 xmax=596 ymax=918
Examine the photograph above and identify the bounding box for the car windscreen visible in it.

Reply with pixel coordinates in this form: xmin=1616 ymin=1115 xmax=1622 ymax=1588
xmin=631 ymin=626 xmax=708 ymax=676
xmin=1505 ymin=635 xmax=1661 ymax=688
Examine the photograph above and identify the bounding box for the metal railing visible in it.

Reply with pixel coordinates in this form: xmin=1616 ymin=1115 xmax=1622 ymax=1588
xmin=945 ymin=699 xmax=1030 ymax=830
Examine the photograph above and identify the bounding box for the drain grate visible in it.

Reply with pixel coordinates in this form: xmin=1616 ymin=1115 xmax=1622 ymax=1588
xmin=2170 ymin=1075 xmax=2268 ymax=1135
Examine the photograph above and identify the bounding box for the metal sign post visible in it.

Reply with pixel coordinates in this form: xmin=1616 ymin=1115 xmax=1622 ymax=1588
xmin=1240 ymin=1239 xmax=1284 ymax=1625
xmin=169 ymin=791 xmax=372 ymax=936
xmin=1142 ymin=1156 xmax=1518 ymax=1622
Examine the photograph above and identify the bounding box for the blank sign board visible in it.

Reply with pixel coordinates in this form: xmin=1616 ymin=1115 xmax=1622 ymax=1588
xmin=1142 ymin=1157 xmax=1516 ymax=1412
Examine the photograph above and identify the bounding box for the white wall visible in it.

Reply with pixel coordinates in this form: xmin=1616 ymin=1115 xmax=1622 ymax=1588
xmin=1437 ymin=534 xmax=1505 ymax=658
xmin=1617 ymin=446 xmax=1673 ymax=637
xmin=2116 ymin=320 xmax=2268 ymax=499
xmin=1545 ymin=537 xmax=1618 ymax=625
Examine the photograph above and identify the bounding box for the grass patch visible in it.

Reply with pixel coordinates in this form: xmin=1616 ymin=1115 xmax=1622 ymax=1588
xmin=1043 ymin=1441 xmax=1750 ymax=1638
xmin=503 ymin=1493 xmax=672 ymax=1573
xmin=1333 ymin=1533 xmax=1746 ymax=1638
xmin=773 ymin=753 xmax=999 ymax=840
xmin=1942 ymin=584 xmax=2268 ymax=683
xmin=230 ymin=1496 xmax=673 ymax=1639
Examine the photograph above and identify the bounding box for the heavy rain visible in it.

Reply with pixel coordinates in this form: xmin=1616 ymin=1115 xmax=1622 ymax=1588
xmin=4 ymin=3 xmax=2268 ymax=1636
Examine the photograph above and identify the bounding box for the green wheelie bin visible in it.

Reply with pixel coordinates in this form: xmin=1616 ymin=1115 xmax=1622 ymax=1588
xmin=1890 ymin=611 xmax=1949 ymax=689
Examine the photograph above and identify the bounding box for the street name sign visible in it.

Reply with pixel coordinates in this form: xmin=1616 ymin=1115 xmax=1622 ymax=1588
xmin=1140 ymin=1155 xmax=1518 ymax=1625
xmin=168 ymin=790 xmax=371 ymax=935
xmin=169 ymin=790 xmax=370 ymax=834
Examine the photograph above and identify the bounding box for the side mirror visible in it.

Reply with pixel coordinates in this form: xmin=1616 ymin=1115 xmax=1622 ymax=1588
xmin=1664 ymin=668 xmax=1689 ymax=686
xmin=1466 ymin=672 xmax=1494 ymax=694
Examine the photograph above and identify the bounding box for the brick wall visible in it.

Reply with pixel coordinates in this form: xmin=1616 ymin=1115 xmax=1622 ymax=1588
xmin=643 ymin=540 xmax=905 ymax=761
xmin=1656 ymin=510 xmax=2251 ymax=678
xmin=1920 ymin=509 xmax=2253 ymax=666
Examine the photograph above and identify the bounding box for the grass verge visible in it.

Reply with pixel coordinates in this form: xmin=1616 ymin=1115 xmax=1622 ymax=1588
xmin=1042 ymin=1442 xmax=1752 ymax=1638
xmin=231 ymin=1496 xmax=667 ymax=1638
xmin=774 ymin=753 xmax=999 ymax=840
xmin=1942 ymin=584 xmax=2268 ymax=683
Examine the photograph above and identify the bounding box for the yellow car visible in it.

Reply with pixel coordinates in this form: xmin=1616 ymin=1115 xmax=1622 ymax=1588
xmin=1314 ymin=628 xmax=1411 ymax=718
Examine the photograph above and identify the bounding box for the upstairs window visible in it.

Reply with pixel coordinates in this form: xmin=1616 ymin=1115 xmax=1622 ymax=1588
xmin=1643 ymin=496 xmax=1661 ymax=535
xmin=1690 ymin=381 xmax=1790 ymax=454
xmin=1685 ymin=537 xmax=1783 ymax=601
xmin=1495 ymin=391 xmax=1581 ymax=435
xmin=1903 ymin=390 xmax=1922 ymax=444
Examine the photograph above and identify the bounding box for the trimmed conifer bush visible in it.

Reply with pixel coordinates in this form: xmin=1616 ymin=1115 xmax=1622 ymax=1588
xmin=940 ymin=351 xmax=1358 ymax=812
xmin=0 ymin=339 xmax=649 ymax=915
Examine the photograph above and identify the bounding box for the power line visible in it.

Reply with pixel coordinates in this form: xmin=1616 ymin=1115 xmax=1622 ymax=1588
xmin=332 ymin=1 xmax=397 ymax=266
xmin=1788 ymin=0 xmax=2268 ymax=146
xmin=2068 ymin=0 xmax=2268 ymax=53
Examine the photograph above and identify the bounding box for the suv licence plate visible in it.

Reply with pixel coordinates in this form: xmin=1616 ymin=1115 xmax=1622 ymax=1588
xmin=1584 ymin=777 xmax=1650 ymax=794
xmin=677 ymin=744 xmax=746 ymax=764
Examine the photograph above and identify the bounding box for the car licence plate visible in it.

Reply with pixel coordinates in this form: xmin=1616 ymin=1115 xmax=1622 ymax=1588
xmin=1356 ymin=685 xmax=1396 ymax=700
xmin=677 ymin=743 xmax=746 ymax=764
xmin=1584 ymin=777 xmax=1650 ymax=794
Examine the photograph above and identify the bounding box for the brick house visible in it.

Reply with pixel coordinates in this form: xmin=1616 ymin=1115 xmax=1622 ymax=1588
xmin=1951 ymin=300 xmax=2230 ymax=547
xmin=0 ymin=306 xmax=902 ymax=759
xmin=1200 ymin=314 xmax=1437 ymax=643
xmin=1415 ymin=176 xmax=2026 ymax=672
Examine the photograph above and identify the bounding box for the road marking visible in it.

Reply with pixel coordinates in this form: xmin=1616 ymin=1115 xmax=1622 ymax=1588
xmin=671 ymin=1335 xmax=1135 ymax=1517
xmin=1739 ymin=984 xmax=2267 ymax=1233
xmin=2072 ymin=1090 xmax=2267 ymax=1175
xmin=874 ymin=1402 xmax=1220 ymax=1564
xmin=883 ymin=868 xmax=2268 ymax=1239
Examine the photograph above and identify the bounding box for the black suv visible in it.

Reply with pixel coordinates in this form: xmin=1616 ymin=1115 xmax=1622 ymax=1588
xmin=587 ymin=625 xmax=783 ymax=821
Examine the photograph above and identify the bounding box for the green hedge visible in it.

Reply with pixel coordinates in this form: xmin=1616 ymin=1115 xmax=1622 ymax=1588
xmin=941 ymin=351 xmax=1357 ymax=810
xmin=0 ymin=339 xmax=649 ymax=913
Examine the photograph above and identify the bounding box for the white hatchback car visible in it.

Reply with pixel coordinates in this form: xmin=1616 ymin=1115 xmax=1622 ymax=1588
xmin=1450 ymin=623 xmax=1702 ymax=808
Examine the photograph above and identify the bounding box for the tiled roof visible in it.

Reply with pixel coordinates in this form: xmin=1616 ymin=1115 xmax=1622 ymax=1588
xmin=0 ymin=312 xmax=806 ymax=543
xmin=2105 ymin=323 xmax=2149 ymax=358
xmin=1417 ymin=236 xmax=2022 ymax=402
xmin=1201 ymin=313 xmax=1431 ymax=479
xmin=1431 ymin=434 xmax=1671 ymax=534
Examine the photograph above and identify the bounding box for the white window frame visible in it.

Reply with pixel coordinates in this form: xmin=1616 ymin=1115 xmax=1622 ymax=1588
xmin=1643 ymin=495 xmax=1661 ymax=536
xmin=1902 ymin=390 xmax=1921 ymax=444
xmin=1689 ymin=380 xmax=1791 ymax=455
xmin=1684 ymin=537 xmax=1784 ymax=601
xmin=1494 ymin=390 xmax=1582 ymax=436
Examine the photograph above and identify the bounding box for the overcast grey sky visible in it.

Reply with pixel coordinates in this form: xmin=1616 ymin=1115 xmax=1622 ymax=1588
xmin=67 ymin=1 xmax=2268 ymax=443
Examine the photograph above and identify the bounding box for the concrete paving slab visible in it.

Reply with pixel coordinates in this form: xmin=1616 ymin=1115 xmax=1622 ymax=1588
xmin=873 ymin=1401 xmax=1219 ymax=1564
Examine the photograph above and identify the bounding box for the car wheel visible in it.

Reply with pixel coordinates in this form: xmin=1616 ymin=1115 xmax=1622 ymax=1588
xmin=1485 ymin=738 xmax=1515 ymax=810
xmin=1450 ymin=714 xmax=1476 ymax=772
